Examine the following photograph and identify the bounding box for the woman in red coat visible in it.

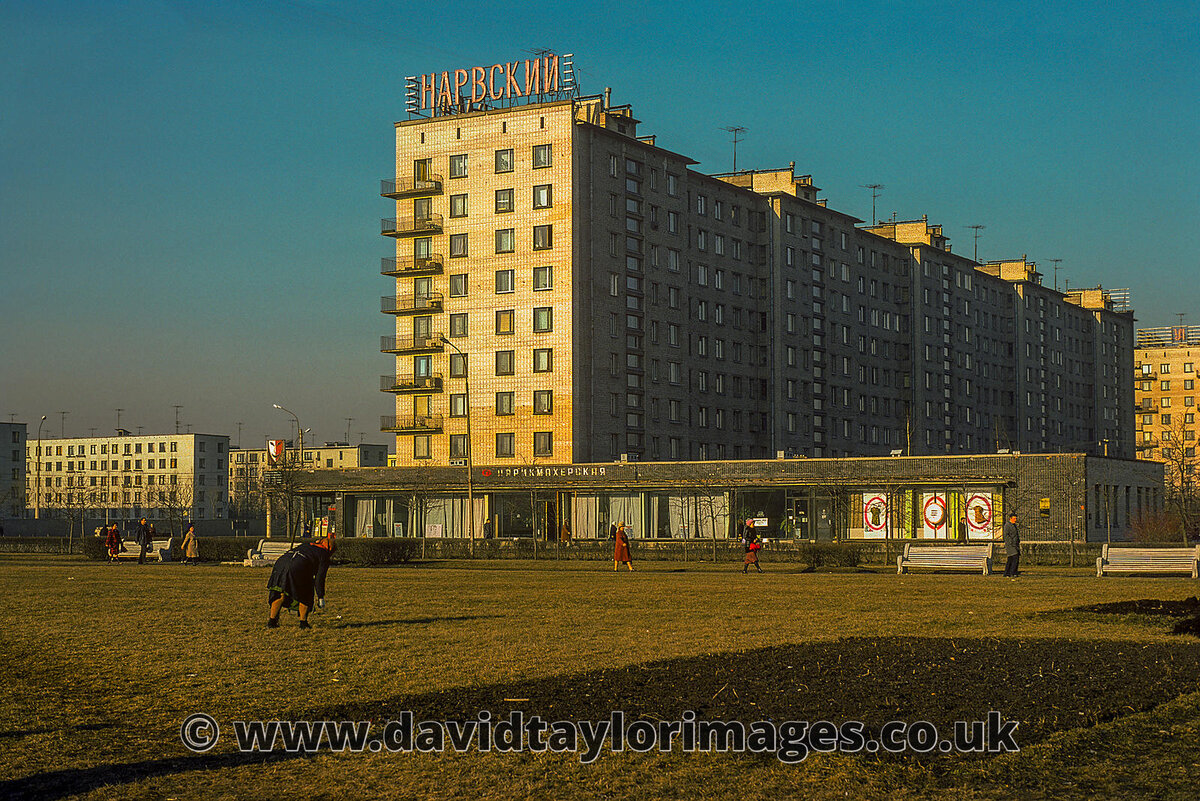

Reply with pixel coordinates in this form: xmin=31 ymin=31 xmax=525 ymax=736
xmin=105 ymin=524 xmax=122 ymax=562
xmin=613 ymin=523 xmax=633 ymax=571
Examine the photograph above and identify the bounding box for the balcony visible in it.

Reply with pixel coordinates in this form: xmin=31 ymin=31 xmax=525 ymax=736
xmin=382 ymin=293 xmax=444 ymax=315
xmin=381 ymin=175 xmax=443 ymax=199
xmin=381 ymin=414 xmax=444 ymax=433
xmin=1135 ymin=403 xmax=1158 ymax=414
xmin=381 ymin=334 xmax=445 ymax=354
xmin=381 ymin=254 xmax=444 ymax=277
xmin=381 ymin=373 xmax=444 ymax=393
xmin=382 ymin=214 xmax=443 ymax=238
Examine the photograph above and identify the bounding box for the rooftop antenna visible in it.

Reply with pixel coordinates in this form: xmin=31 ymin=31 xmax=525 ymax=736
xmin=965 ymin=225 xmax=985 ymax=262
xmin=59 ymin=411 xmax=67 ymax=438
xmin=1047 ymin=258 xmax=1063 ymax=291
xmin=173 ymin=405 xmax=183 ymax=434
xmin=861 ymin=184 xmax=884 ymax=225
xmin=1178 ymin=312 xmax=1187 ymax=326
xmin=721 ymin=126 xmax=746 ymax=172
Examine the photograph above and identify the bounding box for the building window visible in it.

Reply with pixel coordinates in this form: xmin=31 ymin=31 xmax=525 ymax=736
xmin=533 ymin=307 xmax=552 ymax=332
xmin=449 ymin=313 xmax=468 ymax=337
xmin=496 ymin=392 xmax=515 ymax=416
xmin=450 ymin=394 xmax=467 ymax=417
xmin=496 ymin=350 xmax=515 ymax=375
xmin=412 ymin=434 xmax=432 ymax=460
xmin=495 ymin=148 xmax=514 ymax=173
xmin=495 ymin=269 xmax=515 ymax=293
xmin=449 ymin=353 xmax=467 ymax=378
xmin=532 ymin=144 xmax=552 ymax=168
xmin=534 ymin=390 xmax=552 ymax=415
xmin=449 ymin=273 xmax=468 ymax=297
xmin=533 ymin=224 xmax=553 ymax=250
xmin=449 ymin=193 xmax=468 ymax=218
xmin=450 ymin=435 xmax=468 ymax=458
xmin=533 ymin=184 xmax=552 ymax=209
xmin=495 ymin=228 xmax=515 ymax=253
xmin=533 ymin=431 xmax=552 ymax=456
xmin=495 ymin=310 xmax=515 ymax=335
xmin=495 ymin=188 xmax=514 ymax=214
xmin=495 ymin=433 xmax=515 ymax=458
xmin=533 ymin=348 xmax=553 ymax=372
xmin=449 ymin=154 xmax=468 ymax=178
xmin=533 ymin=265 xmax=552 ymax=290
xmin=666 ymin=173 xmax=678 ymax=196
xmin=449 ymin=233 xmax=468 ymax=257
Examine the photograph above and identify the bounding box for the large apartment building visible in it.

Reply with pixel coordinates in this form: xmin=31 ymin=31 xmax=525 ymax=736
xmin=1134 ymin=325 xmax=1200 ymax=460
xmin=1 ymin=423 xmax=26 ymax=518
xmin=381 ymin=66 xmax=1134 ymax=465
xmin=25 ymin=433 xmax=230 ymax=521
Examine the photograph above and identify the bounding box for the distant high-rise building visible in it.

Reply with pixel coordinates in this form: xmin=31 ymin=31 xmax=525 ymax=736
xmin=1 ymin=422 xmax=27 ymax=518
xmin=1134 ymin=325 xmax=1200 ymax=460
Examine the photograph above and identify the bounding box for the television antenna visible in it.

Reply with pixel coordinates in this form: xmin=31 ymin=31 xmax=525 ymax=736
xmin=965 ymin=225 xmax=985 ymax=262
xmin=861 ymin=184 xmax=884 ymax=225
xmin=721 ymin=126 xmax=746 ymax=172
xmin=1047 ymin=258 xmax=1063 ymax=291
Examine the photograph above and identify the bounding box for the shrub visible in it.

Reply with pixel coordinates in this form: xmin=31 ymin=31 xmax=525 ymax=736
xmin=82 ymin=535 xmax=108 ymax=560
xmin=799 ymin=542 xmax=862 ymax=569
xmin=334 ymin=538 xmax=420 ymax=565
xmin=1130 ymin=510 xmax=1186 ymax=544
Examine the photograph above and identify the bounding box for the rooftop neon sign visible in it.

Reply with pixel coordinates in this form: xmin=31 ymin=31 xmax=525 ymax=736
xmin=405 ymin=54 xmax=576 ymax=117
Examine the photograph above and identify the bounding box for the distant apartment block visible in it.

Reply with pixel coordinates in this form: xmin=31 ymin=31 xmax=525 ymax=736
xmin=1 ymin=423 xmax=27 ymax=518
xmin=1134 ymin=325 xmax=1200 ymax=460
xmin=229 ymin=442 xmax=389 ymax=516
xmin=24 ymin=433 xmax=229 ymax=521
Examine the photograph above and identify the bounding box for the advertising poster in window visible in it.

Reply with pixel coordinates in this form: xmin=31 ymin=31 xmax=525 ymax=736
xmin=266 ymin=439 xmax=285 ymax=467
xmin=862 ymin=493 xmax=889 ymax=539
xmin=921 ymin=492 xmax=948 ymax=539
xmin=966 ymin=493 xmax=995 ymax=539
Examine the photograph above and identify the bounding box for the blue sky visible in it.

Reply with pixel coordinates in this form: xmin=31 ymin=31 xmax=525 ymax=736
xmin=2 ymin=0 xmax=1197 ymax=448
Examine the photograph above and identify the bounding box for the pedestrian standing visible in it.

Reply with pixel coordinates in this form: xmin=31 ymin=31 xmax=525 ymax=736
xmin=743 ymin=526 xmax=764 ymax=574
xmin=135 ymin=517 xmax=151 ymax=564
xmin=613 ymin=522 xmax=633 ymax=571
xmin=106 ymin=524 xmax=122 ymax=562
xmin=181 ymin=522 xmax=199 ymax=565
xmin=1002 ymin=512 xmax=1021 ymax=578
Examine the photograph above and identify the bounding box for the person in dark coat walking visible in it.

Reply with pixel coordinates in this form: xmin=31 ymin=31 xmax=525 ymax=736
xmin=1002 ymin=513 xmax=1021 ymax=577
xmin=742 ymin=526 xmax=763 ymax=574
xmin=267 ymin=536 xmax=335 ymax=629
xmin=135 ymin=518 xmax=152 ymax=564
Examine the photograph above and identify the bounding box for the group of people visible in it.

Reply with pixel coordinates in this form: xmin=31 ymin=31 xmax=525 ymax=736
xmin=101 ymin=518 xmax=199 ymax=564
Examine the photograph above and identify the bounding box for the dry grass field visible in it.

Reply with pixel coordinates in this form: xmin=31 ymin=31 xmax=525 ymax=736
xmin=2 ymin=555 xmax=1200 ymax=799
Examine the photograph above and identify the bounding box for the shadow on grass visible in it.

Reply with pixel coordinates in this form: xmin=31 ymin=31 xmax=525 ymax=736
xmin=328 ymin=614 xmax=502 ymax=629
xmin=11 ymin=637 xmax=1200 ymax=796
xmin=0 ymin=751 xmax=309 ymax=801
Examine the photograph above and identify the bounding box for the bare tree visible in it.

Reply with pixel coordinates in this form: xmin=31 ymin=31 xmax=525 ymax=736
xmin=159 ymin=478 xmax=195 ymax=538
xmin=1159 ymin=415 xmax=1200 ymax=544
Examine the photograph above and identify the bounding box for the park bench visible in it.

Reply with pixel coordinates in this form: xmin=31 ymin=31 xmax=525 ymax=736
xmin=244 ymin=539 xmax=296 ymax=567
xmin=114 ymin=539 xmax=173 ymax=562
xmin=897 ymin=543 xmax=993 ymax=575
xmin=1096 ymin=544 xmax=1200 ymax=578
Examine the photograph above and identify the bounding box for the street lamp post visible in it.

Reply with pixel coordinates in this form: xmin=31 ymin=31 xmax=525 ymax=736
xmin=437 ymin=337 xmax=474 ymax=550
xmin=34 ymin=415 xmax=47 ymax=523
xmin=272 ymin=404 xmax=304 ymax=539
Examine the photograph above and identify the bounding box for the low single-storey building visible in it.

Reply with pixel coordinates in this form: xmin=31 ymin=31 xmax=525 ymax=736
xmin=293 ymin=454 xmax=1162 ymax=544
